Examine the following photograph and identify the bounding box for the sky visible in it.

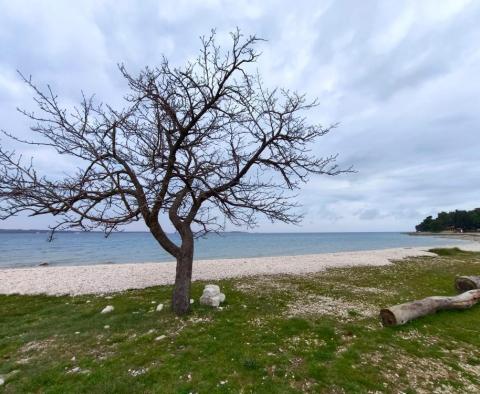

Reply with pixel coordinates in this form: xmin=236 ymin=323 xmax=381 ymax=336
xmin=0 ymin=0 xmax=479 ymax=232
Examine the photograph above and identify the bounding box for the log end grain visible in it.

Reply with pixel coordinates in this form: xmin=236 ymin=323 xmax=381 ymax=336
xmin=455 ymin=276 xmax=479 ymax=292
xmin=379 ymin=308 xmax=398 ymax=326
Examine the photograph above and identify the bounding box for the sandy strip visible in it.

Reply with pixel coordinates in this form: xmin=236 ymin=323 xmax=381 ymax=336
xmin=1 ymin=243 xmax=479 ymax=296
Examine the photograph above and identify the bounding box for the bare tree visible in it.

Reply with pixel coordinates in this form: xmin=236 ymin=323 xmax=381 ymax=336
xmin=0 ymin=30 xmax=350 ymax=315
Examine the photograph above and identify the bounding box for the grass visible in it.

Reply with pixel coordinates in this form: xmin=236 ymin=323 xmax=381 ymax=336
xmin=1 ymin=248 xmax=480 ymax=393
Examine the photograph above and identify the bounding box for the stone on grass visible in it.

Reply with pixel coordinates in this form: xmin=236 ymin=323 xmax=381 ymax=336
xmin=101 ymin=305 xmax=114 ymax=314
xmin=155 ymin=335 xmax=166 ymax=341
xmin=156 ymin=303 xmax=164 ymax=312
xmin=205 ymin=284 xmax=220 ymax=293
xmin=0 ymin=376 xmax=4 ymax=386
xmin=199 ymin=284 xmax=226 ymax=308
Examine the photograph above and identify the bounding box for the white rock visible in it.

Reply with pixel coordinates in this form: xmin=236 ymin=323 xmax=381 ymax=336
xmin=155 ymin=335 xmax=166 ymax=341
xmin=200 ymin=294 xmax=221 ymax=307
xmin=101 ymin=305 xmax=114 ymax=314
xmin=75 ymin=331 xmax=80 ymax=335
xmin=104 ymin=325 xmax=110 ymax=329
xmin=202 ymin=288 xmax=220 ymax=297
xmin=190 ymin=299 xmax=194 ymax=304
xmin=0 ymin=377 xmax=4 ymax=386
xmin=199 ymin=285 xmax=226 ymax=308
xmin=156 ymin=303 xmax=164 ymax=312
xmin=205 ymin=284 xmax=220 ymax=292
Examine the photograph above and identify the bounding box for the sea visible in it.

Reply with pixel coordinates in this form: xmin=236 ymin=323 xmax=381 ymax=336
xmin=0 ymin=231 xmax=468 ymax=268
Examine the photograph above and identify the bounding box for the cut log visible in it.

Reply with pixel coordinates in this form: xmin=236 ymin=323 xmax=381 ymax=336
xmin=380 ymin=289 xmax=480 ymax=326
xmin=455 ymin=276 xmax=480 ymax=292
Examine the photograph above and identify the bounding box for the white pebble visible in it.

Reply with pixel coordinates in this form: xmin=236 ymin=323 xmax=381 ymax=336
xmin=75 ymin=331 xmax=80 ymax=335
xmin=101 ymin=305 xmax=114 ymax=314
xmin=155 ymin=335 xmax=166 ymax=341
xmin=0 ymin=377 xmax=4 ymax=386
xmin=190 ymin=299 xmax=194 ymax=304
xmin=71 ymin=356 xmax=76 ymax=361
xmin=156 ymin=303 xmax=164 ymax=312
xmin=104 ymin=325 xmax=110 ymax=329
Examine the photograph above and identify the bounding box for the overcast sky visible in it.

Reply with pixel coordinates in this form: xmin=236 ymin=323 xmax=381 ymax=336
xmin=0 ymin=0 xmax=479 ymax=232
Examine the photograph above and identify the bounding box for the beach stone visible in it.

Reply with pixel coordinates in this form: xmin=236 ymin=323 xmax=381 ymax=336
xmin=101 ymin=305 xmax=114 ymax=314
xmin=205 ymin=284 xmax=220 ymax=293
xmin=199 ymin=284 xmax=225 ymax=308
xmin=156 ymin=303 xmax=164 ymax=312
xmin=203 ymin=286 xmax=220 ymax=298
xmin=200 ymin=294 xmax=221 ymax=307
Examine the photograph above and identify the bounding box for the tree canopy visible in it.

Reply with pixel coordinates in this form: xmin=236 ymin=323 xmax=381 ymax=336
xmin=415 ymin=208 xmax=480 ymax=232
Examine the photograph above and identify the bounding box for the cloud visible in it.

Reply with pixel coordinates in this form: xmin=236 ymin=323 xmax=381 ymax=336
xmin=0 ymin=0 xmax=479 ymax=232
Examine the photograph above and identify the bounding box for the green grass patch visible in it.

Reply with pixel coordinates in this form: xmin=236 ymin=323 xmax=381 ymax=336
xmin=1 ymin=250 xmax=480 ymax=392
xmin=428 ymin=247 xmax=472 ymax=256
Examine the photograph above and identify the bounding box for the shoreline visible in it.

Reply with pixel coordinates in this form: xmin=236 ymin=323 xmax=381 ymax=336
xmin=1 ymin=241 xmax=479 ymax=296
xmin=408 ymin=232 xmax=480 ymax=243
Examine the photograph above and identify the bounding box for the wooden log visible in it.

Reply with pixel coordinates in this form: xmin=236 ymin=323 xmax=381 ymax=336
xmin=455 ymin=276 xmax=480 ymax=292
xmin=380 ymin=289 xmax=480 ymax=326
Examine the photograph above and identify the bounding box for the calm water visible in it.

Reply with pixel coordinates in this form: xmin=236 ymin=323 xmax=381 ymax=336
xmin=0 ymin=231 xmax=466 ymax=268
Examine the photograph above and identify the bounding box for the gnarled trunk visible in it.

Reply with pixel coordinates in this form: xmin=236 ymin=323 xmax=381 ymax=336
xmin=172 ymin=238 xmax=194 ymax=315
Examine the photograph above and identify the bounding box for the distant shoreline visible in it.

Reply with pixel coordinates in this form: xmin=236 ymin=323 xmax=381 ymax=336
xmin=408 ymin=232 xmax=480 ymax=243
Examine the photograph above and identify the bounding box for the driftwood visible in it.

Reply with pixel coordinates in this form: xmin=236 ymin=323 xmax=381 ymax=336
xmin=380 ymin=289 xmax=480 ymax=326
xmin=455 ymin=276 xmax=480 ymax=292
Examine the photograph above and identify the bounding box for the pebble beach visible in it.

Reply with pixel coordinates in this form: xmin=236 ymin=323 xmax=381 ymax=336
xmin=2 ymin=242 xmax=480 ymax=296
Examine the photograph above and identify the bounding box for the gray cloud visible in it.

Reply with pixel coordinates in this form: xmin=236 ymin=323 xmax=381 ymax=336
xmin=0 ymin=0 xmax=479 ymax=232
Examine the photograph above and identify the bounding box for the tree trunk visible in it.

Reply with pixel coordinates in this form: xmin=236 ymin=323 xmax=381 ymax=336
xmin=455 ymin=276 xmax=480 ymax=292
xmin=172 ymin=242 xmax=194 ymax=315
xmin=380 ymin=289 xmax=480 ymax=326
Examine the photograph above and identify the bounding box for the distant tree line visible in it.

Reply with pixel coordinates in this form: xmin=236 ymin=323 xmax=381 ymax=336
xmin=416 ymin=208 xmax=480 ymax=232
